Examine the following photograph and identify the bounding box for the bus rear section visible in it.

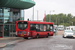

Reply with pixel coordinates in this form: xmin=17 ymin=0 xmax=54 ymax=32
xmin=16 ymin=21 xmax=30 ymax=39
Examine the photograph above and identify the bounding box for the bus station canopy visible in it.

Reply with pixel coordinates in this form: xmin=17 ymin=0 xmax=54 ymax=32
xmin=0 ymin=0 xmax=35 ymax=9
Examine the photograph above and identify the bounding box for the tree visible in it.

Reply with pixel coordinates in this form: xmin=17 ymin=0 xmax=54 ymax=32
xmin=44 ymin=13 xmax=75 ymax=26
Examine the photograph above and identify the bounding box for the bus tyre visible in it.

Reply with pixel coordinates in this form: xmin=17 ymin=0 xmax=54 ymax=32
xmin=36 ymin=34 xmax=39 ymax=38
xmin=23 ymin=37 xmax=28 ymax=39
xmin=46 ymin=33 xmax=49 ymax=38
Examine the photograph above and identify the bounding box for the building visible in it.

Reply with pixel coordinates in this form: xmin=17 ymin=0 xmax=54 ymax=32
xmin=0 ymin=0 xmax=35 ymax=37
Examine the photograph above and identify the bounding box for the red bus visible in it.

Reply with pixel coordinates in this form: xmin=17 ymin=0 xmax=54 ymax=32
xmin=16 ymin=20 xmax=53 ymax=39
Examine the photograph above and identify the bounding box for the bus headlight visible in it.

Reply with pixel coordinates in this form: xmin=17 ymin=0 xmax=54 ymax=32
xmin=16 ymin=32 xmax=17 ymax=35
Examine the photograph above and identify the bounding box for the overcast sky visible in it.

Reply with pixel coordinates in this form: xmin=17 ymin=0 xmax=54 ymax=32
xmin=24 ymin=0 xmax=75 ymax=21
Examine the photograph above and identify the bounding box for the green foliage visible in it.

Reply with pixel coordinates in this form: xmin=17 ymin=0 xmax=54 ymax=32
xmin=44 ymin=13 xmax=75 ymax=26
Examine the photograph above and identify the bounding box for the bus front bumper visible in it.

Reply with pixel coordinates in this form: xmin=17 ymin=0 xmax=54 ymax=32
xmin=16 ymin=35 xmax=29 ymax=37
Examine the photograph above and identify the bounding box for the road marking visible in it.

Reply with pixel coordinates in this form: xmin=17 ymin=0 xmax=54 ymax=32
xmin=51 ymin=44 xmax=73 ymax=50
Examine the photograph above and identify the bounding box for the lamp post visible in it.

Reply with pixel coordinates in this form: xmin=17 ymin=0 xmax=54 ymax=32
xmin=49 ymin=10 xmax=55 ymax=22
xmin=23 ymin=10 xmax=24 ymax=20
xmin=32 ymin=0 xmax=34 ymax=21
xmin=72 ymin=22 xmax=73 ymax=26
xmin=49 ymin=11 xmax=51 ymax=22
xmin=63 ymin=20 xmax=64 ymax=26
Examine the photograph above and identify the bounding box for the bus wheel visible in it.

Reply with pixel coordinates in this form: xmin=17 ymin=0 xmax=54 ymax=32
xmin=46 ymin=33 xmax=49 ymax=38
xmin=23 ymin=37 xmax=28 ymax=39
xmin=36 ymin=34 xmax=39 ymax=38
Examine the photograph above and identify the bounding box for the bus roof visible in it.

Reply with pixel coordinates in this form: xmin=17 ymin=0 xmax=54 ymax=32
xmin=16 ymin=20 xmax=53 ymax=25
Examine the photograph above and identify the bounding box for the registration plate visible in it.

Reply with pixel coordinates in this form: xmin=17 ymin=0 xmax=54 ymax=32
xmin=21 ymin=35 xmax=24 ymax=36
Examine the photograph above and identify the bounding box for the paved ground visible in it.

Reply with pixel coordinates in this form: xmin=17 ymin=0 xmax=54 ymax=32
xmin=1 ymin=30 xmax=75 ymax=50
xmin=0 ymin=37 xmax=23 ymax=48
xmin=0 ymin=35 xmax=75 ymax=50
xmin=56 ymin=30 xmax=64 ymax=35
xmin=0 ymin=37 xmax=23 ymax=43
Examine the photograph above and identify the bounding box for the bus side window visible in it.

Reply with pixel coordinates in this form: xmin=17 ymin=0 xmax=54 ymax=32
xmin=46 ymin=25 xmax=50 ymax=31
xmin=44 ymin=25 xmax=46 ymax=31
xmin=40 ymin=24 xmax=44 ymax=31
xmin=36 ymin=24 xmax=40 ymax=31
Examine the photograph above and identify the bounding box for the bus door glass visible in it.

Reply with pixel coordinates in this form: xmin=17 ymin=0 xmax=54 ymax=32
xmin=50 ymin=25 xmax=53 ymax=35
xmin=50 ymin=25 xmax=53 ymax=31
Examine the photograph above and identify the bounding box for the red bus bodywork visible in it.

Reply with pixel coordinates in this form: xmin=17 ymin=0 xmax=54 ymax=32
xmin=16 ymin=20 xmax=53 ymax=38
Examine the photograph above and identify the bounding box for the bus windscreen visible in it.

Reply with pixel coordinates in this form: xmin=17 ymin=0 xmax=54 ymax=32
xmin=17 ymin=22 xmax=28 ymax=30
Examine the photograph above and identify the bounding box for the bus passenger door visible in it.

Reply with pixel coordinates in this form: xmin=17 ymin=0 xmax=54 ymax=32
xmin=30 ymin=24 xmax=37 ymax=38
xmin=50 ymin=25 xmax=53 ymax=36
xmin=31 ymin=30 xmax=36 ymax=37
